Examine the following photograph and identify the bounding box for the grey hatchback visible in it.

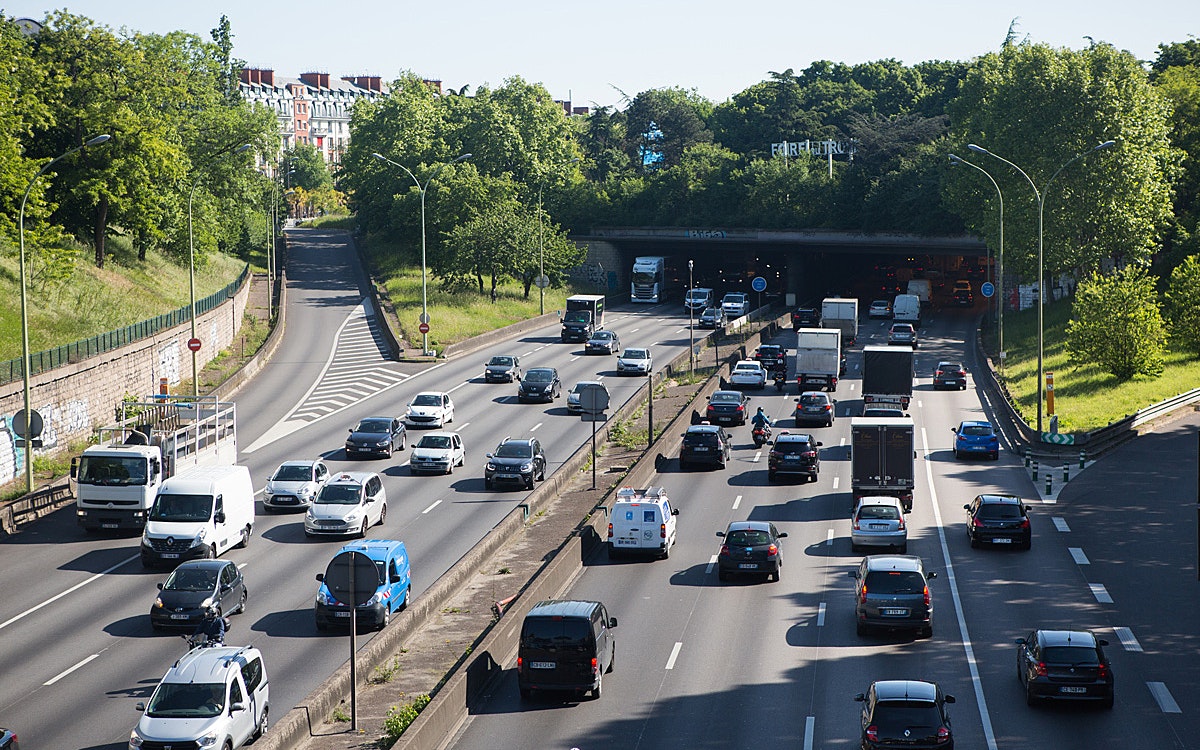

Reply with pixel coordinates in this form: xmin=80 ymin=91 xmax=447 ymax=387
xmin=852 ymin=555 xmax=936 ymax=638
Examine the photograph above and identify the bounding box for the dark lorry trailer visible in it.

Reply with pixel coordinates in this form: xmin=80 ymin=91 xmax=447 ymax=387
xmin=861 ymin=345 xmax=913 ymax=410
xmin=561 ymin=295 xmax=606 ymax=342
xmin=850 ymin=416 xmax=916 ymax=511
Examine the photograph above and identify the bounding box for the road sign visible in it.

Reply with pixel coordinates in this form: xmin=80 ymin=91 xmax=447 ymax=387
xmin=12 ymin=408 xmax=43 ymax=439
xmin=418 ymin=322 xmax=430 ymax=334
xmin=1041 ymin=432 xmax=1075 ymax=445
xmin=534 ymin=274 xmax=551 ymax=289
xmin=980 ymin=281 xmax=995 ymax=298
xmin=418 ymin=312 xmax=431 ymax=324
xmin=187 ymin=338 xmax=202 ymax=352
xmin=751 ymin=276 xmax=767 ymax=293
xmin=320 ymin=550 xmax=380 ymax=607
xmin=580 ymin=383 xmax=610 ymax=415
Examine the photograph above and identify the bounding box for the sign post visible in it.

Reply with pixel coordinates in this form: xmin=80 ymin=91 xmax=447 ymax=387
xmin=318 ymin=550 xmax=379 ymax=731
xmin=751 ymin=276 xmax=767 ymax=315
xmin=187 ymin=338 xmax=201 ymax=353
xmin=580 ymin=384 xmax=610 ymax=490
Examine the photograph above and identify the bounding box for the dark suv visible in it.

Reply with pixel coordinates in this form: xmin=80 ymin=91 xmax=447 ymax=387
xmin=1016 ymin=629 xmax=1114 ymax=708
xmin=855 ymin=679 xmax=955 ymax=749
xmin=767 ymin=432 xmax=821 ymax=482
xmin=518 ymin=367 xmax=561 ymax=403
xmin=932 ymin=361 xmax=967 ymax=390
xmin=679 ymin=424 xmax=731 ymax=470
xmin=791 ymin=307 xmax=820 ymax=331
xmin=964 ymin=494 xmax=1031 ymax=549
xmin=852 ymin=555 xmax=937 ymax=638
xmin=485 ymin=437 xmax=546 ymax=490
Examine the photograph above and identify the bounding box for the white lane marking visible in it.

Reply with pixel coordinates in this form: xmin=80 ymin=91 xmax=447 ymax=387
xmin=1114 ymin=627 xmax=1143 ymax=652
xmin=454 ymin=422 xmax=469 ymax=432
xmin=665 ymin=641 xmax=683 ymax=670
xmin=1069 ymin=547 xmax=1090 ymax=565
xmin=1090 ymin=583 xmax=1113 ymax=604
xmin=675 ymin=327 xmax=688 ymax=333
xmin=530 ymin=422 xmax=543 ymax=432
xmin=421 ymin=500 xmax=441 ymax=514
xmin=570 ymin=356 xmax=579 ymax=362
xmin=650 ymin=341 xmax=660 ymax=347
xmin=1052 ymin=517 xmax=1071 ymax=532
xmin=816 ymin=603 xmax=826 ymax=627
xmin=398 ymin=460 xmax=410 ymax=468
xmin=1148 ymin=682 xmax=1181 ymax=713
xmin=826 ymin=529 xmax=834 ymax=546
xmin=705 ymin=554 xmax=718 ymax=574
xmin=920 ymin=426 xmax=1000 ymax=750
xmin=732 ymin=495 xmax=742 ymax=510
xmin=448 ymin=381 xmax=470 ymax=393
xmin=0 ymin=553 xmax=139 ymax=631
xmin=237 ymin=563 xmax=248 ymax=570
xmin=804 ymin=716 xmax=815 ymax=750
xmin=536 ymin=345 xmax=548 ymax=351
xmin=44 ymin=652 xmax=102 ymax=686
xmin=839 ymin=437 xmax=846 ymax=447
xmin=630 ymin=328 xmax=640 ymax=333
xmin=521 ymin=350 xmax=534 ymax=356
xmin=751 ymin=451 xmax=762 ymax=463
xmin=832 ymin=476 xmax=840 ymax=490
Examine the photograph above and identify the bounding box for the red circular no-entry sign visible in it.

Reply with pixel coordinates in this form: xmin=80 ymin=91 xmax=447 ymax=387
xmin=187 ymin=337 xmax=202 ymax=352
xmin=418 ymin=323 xmax=430 ymax=334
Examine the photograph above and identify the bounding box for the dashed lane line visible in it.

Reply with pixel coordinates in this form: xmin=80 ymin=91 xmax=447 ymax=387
xmin=665 ymin=642 xmax=683 ymax=670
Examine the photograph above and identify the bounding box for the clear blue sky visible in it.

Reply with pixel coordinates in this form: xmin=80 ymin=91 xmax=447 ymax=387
xmin=7 ymin=1 xmax=1197 ymax=107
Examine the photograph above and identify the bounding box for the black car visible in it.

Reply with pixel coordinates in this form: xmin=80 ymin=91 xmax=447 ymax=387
xmin=716 ymin=520 xmax=787 ymax=582
xmin=484 ymin=354 xmax=521 ymax=383
xmin=953 ymin=288 xmax=974 ymax=307
xmin=754 ymin=344 xmax=787 ymax=369
xmin=518 ymin=367 xmax=561 ymax=402
xmin=697 ymin=306 xmax=726 ymax=329
xmin=1017 ymin=629 xmax=1114 ymax=708
xmin=855 ymin=679 xmax=955 ymax=750
xmin=791 ymin=306 xmax=820 ymax=331
xmin=965 ymin=494 xmax=1031 ymax=549
xmin=485 ymin=437 xmax=547 ymax=490
xmin=932 ymin=361 xmax=967 ymax=390
xmin=704 ymin=390 xmax=750 ymax=426
xmin=679 ymin=424 xmax=731 ymax=470
xmin=768 ymin=431 xmax=821 ymax=482
xmin=345 ymin=416 xmax=406 ymax=458
xmin=852 ymin=555 xmax=936 ymax=638
xmin=150 ymin=559 xmax=247 ymax=630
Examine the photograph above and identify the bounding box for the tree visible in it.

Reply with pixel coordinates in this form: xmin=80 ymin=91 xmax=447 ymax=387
xmin=623 ymin=88 xmax=713 ymax=170
xmin=1164 ymin=254 xmax=1200 ymax=355
xmin=1066 ymin=265 xmax=1167 ymax=379
xmin=283 ymin=144 xmax=332 ymax=192
xmin=1151 ymin=62 xmax=1200 ymax=270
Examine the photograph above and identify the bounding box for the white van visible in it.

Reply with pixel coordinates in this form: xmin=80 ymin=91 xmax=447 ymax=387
xmin=608 ymin=487 xmax=679 ymax=559
xmin=892 ymin=293 xmax=921 ymax=326
xmin=131 ymin=645 xmax=269 ymax=749
xmin=141 ymin=465 xmax=256 ymax=569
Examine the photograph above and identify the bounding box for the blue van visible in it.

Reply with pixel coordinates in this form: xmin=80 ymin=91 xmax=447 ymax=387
xmin=314 ymin=539 xmax=411 ymax=631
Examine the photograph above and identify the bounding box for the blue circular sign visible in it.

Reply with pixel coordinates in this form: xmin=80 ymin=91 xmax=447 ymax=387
xmin=751 ymin=276 xmax=767 ymax=292
xmin=980 ymin=281 xmax=995 ymax=298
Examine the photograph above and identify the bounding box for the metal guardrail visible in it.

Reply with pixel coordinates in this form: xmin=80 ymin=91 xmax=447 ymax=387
xmin=0 ymin=265 xmax=250 ymax=386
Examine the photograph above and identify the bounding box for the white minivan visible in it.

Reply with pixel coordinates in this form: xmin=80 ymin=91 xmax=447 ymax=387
xmin=140 ymin=465 xmax=256 ymax=569
xmin=607 ymin=487 xmax=679 ymax=559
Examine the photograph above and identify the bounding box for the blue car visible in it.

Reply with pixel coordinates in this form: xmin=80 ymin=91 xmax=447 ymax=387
xmin=952 ymin=420 xmax=999 ymax=460
xmin=315 ymin=539 xmax=411 ymax=631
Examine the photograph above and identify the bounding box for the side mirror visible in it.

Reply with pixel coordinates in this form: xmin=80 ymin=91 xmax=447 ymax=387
xmin=963 ymin=504 xmax=971 ymax=510
xmin=214 ymin=511 xmax=226 ymax=524
xmin=951 ymin=427 xmax=959 ymax=434
xmin=390 ymin=571 xmax=402 ymax=583
xmin=926 ymin=572 xmax=938 ymax=580
xmin=230 ymin=701 xmax=247 ymax=713
xmin=815 ymin=441 xmax=823 ymax=447
xmin=1015 ymin=638 xmax=1027 ymax=645
xmin=794 ymin=398 xmax=800 ymax=403
xmin=156 ymin=582 xmax=164 ymax=590
xmin=608 ymin=617 xmax=618 ymax=628
xmin=348 ymin=428 xmax=354 ymax=433
xmin=777 ymin=532 xmax=789 ymax=538
xmin=716 ymin=531 xmax=726 ymax=538
xmin=486 ymin=453 xmax=494 ymax=459
xmin=672 ymin=508 xmax=680 ymax=516
xmin=136 ymin=701 xmax=146 ymax=712
xmin=315 ymin=573 xmax=325 ymax=582
xmin=1097 ymin=639 xmax=1109 ymax=646
xmin=944 ymin=695 xmax=956 ymax=704
xmin=854 ymin=694 xmax=866 ymax=702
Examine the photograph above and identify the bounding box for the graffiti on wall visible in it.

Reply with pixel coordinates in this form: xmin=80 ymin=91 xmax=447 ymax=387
xmin=159 ymin=339 xmax=182 ymax=385
xmin=0 ymin=417 xmax=19 ymax=485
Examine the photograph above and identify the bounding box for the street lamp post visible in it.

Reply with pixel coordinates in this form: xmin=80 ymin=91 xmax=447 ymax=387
xmin=688 ymin=260 xmax=695 ymax=376
xmin=949 ymin=154 xmax=1004 ymax=370
xmin=372 ymin=152 xmax=473 ymax=356
xmin=18 ymin=134 xmax=112 ymax=491
xmin=537 ymin=157 xmax=580 ymax=316
xmin=968 ymin=140 xmax=1117 ymax=433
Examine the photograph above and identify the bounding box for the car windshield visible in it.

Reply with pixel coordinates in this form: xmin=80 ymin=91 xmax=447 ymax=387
xmin=163 ymin=567 xmax=218 ymax=592
xmin=938 ymin=363 xmax=962 ymax=372
xmin=315 ymin=484 xmax=363 ymax=505
xmin=864 ymin=409 xmax=903 ymax=417
xmin=572 ymin=383 xmax=599 ymax=394
xmin=355 ymin=419 xmax=391 ymax=433
xmin=961 ymin=425 xmax=993 ymax=437
xmin=592 ymin=332 xmax=615 ymax=340
xmin=858 ymin=505 xmax=900 ymax=520
xmin=76 ymin=455 xmax=148 ymax=486
xmin=872 ymin=301 xmax=888 ymax=308
xmin=758 ymin=347 xmax=781 ymax=355
xmin=495 ymin=443 xmax=533 ymax=459
xmin=892 ymin=325 xmax=913 ymax=333
xmin=726 ymin=529 xmax=772 ymax=546
xmin=723 ymin=295 xmax=744 ymax=303
xmin=145 ymin=682 xmax=226 ymax=719
xmin=735 ymin=363 xmax=760 ymax=372
xmin=701 ymin=307 xmax=719 ymax=316
xmin=865 ymin=571 xmax=926 ymax=594
xmin=622 ymin=350 xmax=648 ymax=359
xmin=1042 ymin=646 xmax=1100 ymax=665
xmin=563 ymin=311 xmax=590 ymax=323
xmin=411 ymin=394 xmax=442 ymax=406
xmin=488 ymin=356 xmax=514 ymax=366
xmin=273 ymin=464 xmax=312 ymax=482
xmin=710 ymin=392 xmax=741 ymax=404
xmin=148 ymin=493 xmax=212 ymax=522
xmin=525 ymin=370 xmax=554 ymax=382
xmin=687 ymin=290 xmax=708 ymax=300
xmin=872 ymin=704 xmax=943 ymax=734
xmin=979 ymin=503 xmax=1022 ymax=519
xmin=417 ymin=435 xmax=452 ymax=449
xmin=775 ymin=440 xmax=811 ymax=454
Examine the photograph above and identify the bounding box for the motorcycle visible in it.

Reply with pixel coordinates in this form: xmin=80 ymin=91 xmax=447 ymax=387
xmin=773 ymin=368 xmax=787 ymax=392
xmin=182 ymin=618 xmax=231 ymax=650
xmin=752 ymin=424 xmax=772 ymax=448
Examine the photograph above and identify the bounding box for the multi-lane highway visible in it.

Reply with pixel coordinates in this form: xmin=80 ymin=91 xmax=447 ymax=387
xmin=0 ymin=228 xmax=719 ymax=750
xmin=445 ymin=308 xmax=1200 ymax=750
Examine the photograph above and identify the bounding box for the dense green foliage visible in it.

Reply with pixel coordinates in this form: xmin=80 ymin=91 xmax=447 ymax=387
xmin=1067 ymin=266 xmax=1168 ymax=379
xmin=1164 ymin=254 xmax=1200 ymax=354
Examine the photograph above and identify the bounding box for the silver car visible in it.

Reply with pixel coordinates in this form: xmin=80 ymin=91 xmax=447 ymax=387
xmin=585 ymin=330 xmax=621 ymax=354
xmin=850 ymin=496 xmax=907 ymax=553
xmin=616 ymin=347 xmax=653 ymax=374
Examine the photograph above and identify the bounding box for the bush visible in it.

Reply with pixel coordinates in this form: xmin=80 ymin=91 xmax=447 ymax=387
xmin=1066 ymin=266 xmax=1167 ymax=379
xmin=381 ymin=694 xmax=431 ymax=744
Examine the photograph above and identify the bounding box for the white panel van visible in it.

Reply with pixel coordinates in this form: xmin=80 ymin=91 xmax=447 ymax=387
xmin=607 ymin=487 xmax=678 ymax=559
xmin=141 ymin=465 xmax=256 ymax=568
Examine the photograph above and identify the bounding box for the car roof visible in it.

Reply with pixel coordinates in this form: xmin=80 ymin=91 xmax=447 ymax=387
xmin=356 ymin=415 xmax=394 ymax=422
xmin=336 ymin=539 xmax=406 ymax=562
xmin=172 ymin=559 xmax=231 ymax=573
xmin=856 ymin=496 xmax=904 ymax=509
xmin=686 ymin=424 xmax=721 ymax=434
xmin=1036 ymin=630 xmax=1100 ymax=648
xmin=590 ymin=330 xmax=615 ymax=336
xmin=870 ymin=299 xmax=889 ymax=305
xmin=959 ymin=420 xmax=993 ymax=429
xmin=735 ymin=359 xmax=760 ymax=366
xmin=164 ymin=646 xmax=261 ymax=684
xmin=725 ymin=520 xmax=773 ymax=533
xmin=326 ymin=471 xmax=376 ymax=486
xmin=526 ymin=599 xmax=603 ymax=618
xmin=499 ymin=437 xmax=535 ymax=446
xmin=413 ymin=390 xmax=448 ymax=397
xmin=710 ymin=389 xmax=744 ymax=398
xmin=976 ymin=494 xmax=1022 ymax=505
xmin=526 ymin=366 xmax=557 ymax=373
xmin=872 ymin=680 xmax=939 ymax=702
xmin=800 ymin=390 xmax=830 ymax=398
xmin=863 ymin=554 xmax=925 ymax=572
xmin=774 ymin=432 xmax=813 ymax=442
xmin=573 ymin=380 xmax=603 ymax=389
xmin=277 ymin=459 xmax=319 ymax=468
xmin=417 ymin=431 xmax=457 ymax=440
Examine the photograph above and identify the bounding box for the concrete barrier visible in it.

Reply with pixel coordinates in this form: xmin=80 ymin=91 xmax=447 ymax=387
xmin=441 ymin=312 xmax=561 ymax=360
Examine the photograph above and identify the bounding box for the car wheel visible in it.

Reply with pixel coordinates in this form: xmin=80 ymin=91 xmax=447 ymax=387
xmin=207 ymin=544 xmax=217 ymax=560
xmin=1025 ymin=685 xmax=1038 ymax=706
xmin=519 ymin=687 xmax=532 ymax=700
xmin=400 ymin=435 xmax=406 ymax=451
xmin=252 ymin=705 xmax=269 ymax=741
xmin=954 ymin=450 xmax=963 ymax=459
xmin=592 ymin=671 xmax=603 ymax=700
xmin=485 ymin=478 xmax=494 ymax=490
xmin=378 ymin=504 xmax=387 ymax=525
xmin=359 ymin=520 xmax=368 ymax=538
xmin=379 ymin=606 xmax=390 ymax=630
xmin=969 ymin=535 xmax=980 ymax=549
xmin=234 ymin=589 xmax=247 ymax=615
xmin=237 ymin=526 xmax=250 ymax=549
xmin=384 ymin=444 xmax=393 ymax=458
xmin=525 ymin=475 xmax=535 ymax=490
xmin=770 ymin=570 xmax=780 ymax=582
xmin=607 ymin=642 xmax=615 ymax=673
xmin=446 ymin=462 xmax=453 ymax=475
xmin=223 ymin=740 xmax=233 ymax=750
xmin=717 ymin=569 xmax=730 ymax=582
xmin=399 ymin=585 xmax=410 ymax=611
xmin=1102 ymin=693 xmax=1114 ymax=710
xmin=920 ymin=624 xmax=933 ymax=639
xmin=767 ymin=472 xmax=776 ymax=482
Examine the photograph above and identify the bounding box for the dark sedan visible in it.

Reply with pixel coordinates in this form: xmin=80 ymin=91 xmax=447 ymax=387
xmin=933 ymin=361 xmax=967 ymax=390
xmin=483 ymin=354 xmax=521 ymax=383
xmin=150 ymin=559 xmax=247 ymax=630
xmin=965 ymin=494 xmax=1031 ymax=549
xmin=716 ymin=521 xmax=787 ymax=582
xmin=1017 ymin=629 xmax=1114 ymax=708
xmin=346 ymin=416 xmax=406 ymax=458
xmin=704 ymin=390 xmax=750 ymax=426
xmin=697 ymin=306 xmax=726 ymax=329
xmin=518 ymin=367 xmax=561 ymax=402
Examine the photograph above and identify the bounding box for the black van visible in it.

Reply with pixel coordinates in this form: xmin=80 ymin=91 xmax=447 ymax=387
xmin=517 ymin=599 xmax=617 ymax=700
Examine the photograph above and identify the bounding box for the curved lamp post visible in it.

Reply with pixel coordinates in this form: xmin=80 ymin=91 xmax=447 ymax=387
xmin=967 ymin=140 xmax=1116 ymax=434
xmin=18 ymin=134 xmax=112 ymax=491
xmin=188 ymin=143 xmax=252 ymax=399
xmin=537 ymin=157 xmax=580 ymax=315
xmin=372 ymin=152 xmax=472 ymax=355
xmin=949 ymin=153 xmax=1005 ymax=370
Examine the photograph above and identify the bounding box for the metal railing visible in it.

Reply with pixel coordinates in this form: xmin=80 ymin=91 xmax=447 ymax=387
xmin=0 ymin=265 xmax=249 ymax=386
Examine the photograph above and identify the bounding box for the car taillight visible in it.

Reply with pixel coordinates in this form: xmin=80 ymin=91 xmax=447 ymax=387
xmin=736 ymin=405 xmax=745 ymax=412
xmin=831 ymin=377 xmax=838 ymax=387
xmin=852 ymin=518 xmax=861 ymax=531
xmin=803 ymin=450 xmax=816 ymax=458
xmin=865 ymin=726 xmax=879 ymax=742
xmin=719 ymin=545 xmax=730 ymax=557
xmin=898 ymin=517 xmax=906 ymax=530
xmin=767 ymin=544 xmax=778 ymax=557
xmin=661 ymin=523 xmax=667 ymax=539
xmin=1098 ymin=663 xmax=1109 ymax=679
xmin=936 ymin=370 xmax=945 ymax=377
xmin=517 ymin=656 xmax=524 ymax=673
xmin=923 ymin=585 xmax=931 ymax=607
xmin=973 ymin=517 xmax=984 ymax=527
xmin=956 ymin=370 xmax=965 ymax=376
xmin=608 ymin=523 xmax=613 ymax=538
xmin=591 ymin=657 xmax=599 ymax=675
xmin=859 ymin=584 xmax=868 ymax=604
xmin=937 ymin=726 xmax=951 ymax=741
xmin=1035 ymin=661 xmax=1048 ymax=677
xmin=823 ymin=404 xmax=832 ymax=412
xmin=1020 ymin=518 xmax=1030 ymax=529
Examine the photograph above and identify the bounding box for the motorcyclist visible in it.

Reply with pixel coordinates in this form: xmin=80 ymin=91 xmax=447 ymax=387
xmin=192 ymin=606 xmax=226 ymax=646
xmin=751 ymin=407 xmax=772 ymax=430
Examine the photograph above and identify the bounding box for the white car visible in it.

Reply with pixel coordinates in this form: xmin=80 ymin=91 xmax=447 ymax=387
xmin=304 ymin=472 xmax=387 ymax=538
xmin=409 ymin=431 xmax=466 ymax=475
xmin=404 ymin=391 xmax=454 ymax=428
xmin=617 ymin=347 xmax=653 ymax=374
xmin=721 ymin=292 xmax=750 ymax=318
xmin=263 ymin=459 xmax=330 ymax=512
xmin=729 ymin=360 xmax=767 ymax=389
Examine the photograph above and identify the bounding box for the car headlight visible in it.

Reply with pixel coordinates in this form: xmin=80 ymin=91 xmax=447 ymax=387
xmin=367 ymin=591 xmax=384 ymax=605
xmin=198 ymin=731 xmax=219 ymax=748
xmin=129 ymin=729 xmax=144 ymax=747
xmin=486 ymin=463 xmax=496 ymax=471
xmin=192 ymin=528 xmax=208 ymax=546
xmin=344 ymin=512 xmax=360 ymax=524
xmin=153 ymin=597 xmax=164 ymax=609
xmin=376 ymin=439 xmax=389 ymax=446
xmin=520 ymin=463 xmax=532 ymax=473
xmin=141 ymin=530 xmax=151 ymax=545
xmin=305 ymin=509 xmax=315 ymax=521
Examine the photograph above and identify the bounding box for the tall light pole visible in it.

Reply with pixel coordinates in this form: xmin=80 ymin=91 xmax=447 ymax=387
xmin=968 ymin=140 xmax=1117 ymax=433
xmin=537 ymin=157 xmax=580 ymax=315
xmin=372 ymin=152 xmax=472 ymax=355
xmin=188 ymin=143 xmax=252 ymax=399
xmin=949 ymin=154 xmax=1004 ymax=370
xmin=688 ymin=260 xmax=695 ymax=376
xmin=18 ymin=134 xmax=112 ymax=491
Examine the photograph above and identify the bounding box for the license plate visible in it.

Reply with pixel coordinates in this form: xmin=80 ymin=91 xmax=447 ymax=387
xmin=170 ymin=614 xmax=190 ymax=620
xmin=333 ymin=611 xmax=351 ymax=618
xmin=616 ymin=539 xmax=638 ymax=546
xmin=869 ymin=524 xmax=888 ymax=530
xmin=738 ymin=563 xmax=758 ymax=569
xmin=1060 ymin=686 xmax=1087 ymax=694
xmin=692 ymin=447 xmax=709 ymax=452
xmin=881 ymin=608 xmax=908 ymax=616
xmin=497 ymin=474 xmax=519 ymax=480
xmin=993 ymin=537 xmax=1012 ymax=544
xmin=101 ymin=523 xmax=118 ymax=529
xmin=160 ymin=553 xmax=179 ymax=559
xmin=530 ymin=661 xmax=555 ymax=669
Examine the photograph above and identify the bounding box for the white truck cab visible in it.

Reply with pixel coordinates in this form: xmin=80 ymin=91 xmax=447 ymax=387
xmin=608 ymin=487 xmax=679 ymax=559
